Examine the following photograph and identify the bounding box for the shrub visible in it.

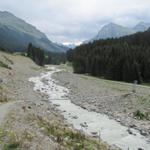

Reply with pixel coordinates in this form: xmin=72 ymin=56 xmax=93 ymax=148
xmin=134 ymin=110 xmax=149 ymax=120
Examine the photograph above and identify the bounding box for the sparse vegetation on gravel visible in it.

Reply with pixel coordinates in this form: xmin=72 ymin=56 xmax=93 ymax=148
xmin=0 ymin=86 xmax=8 ymax=103
xmin=134 ymin=110 xmax=149 ymax=120
xmin=0 ymin=125 xmax=36 ymax=150
xmin=0 ymin=61 xmax=11 ymax=70
xmin=3 ymin=55 xmax=14 ymax=65
xmin=36 ymin=116 xmax=108 ymax=150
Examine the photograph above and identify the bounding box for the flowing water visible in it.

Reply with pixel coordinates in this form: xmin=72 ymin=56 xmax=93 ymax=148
xmin=29 ymin=66 xmax=150 ymax=150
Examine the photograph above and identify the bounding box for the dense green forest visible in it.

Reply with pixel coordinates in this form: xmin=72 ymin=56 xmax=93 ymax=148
xmin=68 ymin=29 xmax=150 ymax=83
xmin=27 ymin=43 xmax=45 ymax=66
xmin=27 ymin=43 xmax=66 ymax=66
xmin=44 ymin=51 xmax=66 ymax=65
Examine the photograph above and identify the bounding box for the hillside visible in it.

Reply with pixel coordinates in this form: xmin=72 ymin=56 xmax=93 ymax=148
xmin=0 ymin=11 xmax=68 ymax=52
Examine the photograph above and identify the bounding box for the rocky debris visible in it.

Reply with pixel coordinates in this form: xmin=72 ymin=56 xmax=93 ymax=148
xmin=53 ymin=104 xmax=60 ymax=107
xmin=127 ymin=128 xmax=133 ymax=135
xmin=81 ymin=105 xmax=86 ymax=109
xmin=129 ymin=124 xmax=137 ymax=128
xmin=0 ymin=78 xmax=3 ymax=83
xmin=109 ymin=144 xmax=121 ymax=150
xmin=91 ymin=132 xmax=98 ymax=135
xmin=116 ymin=118 xmax=121 ymax=122
xmin=80 ymin=122 xmax=88 ymax=128
xmin=91 ymin=132 xmax=99 ymax=138
xmin=72 ymin=115 xmax=78 ymax=119
xmin=37 ymin=89 xmax=40 ymax=92
xmin=22 ymin=106 xmax=26 ymax=112
xmin=140 ymin=129 xmax=148 ymax=136
xmin=138 ymin=148 xmax=144 ymax=150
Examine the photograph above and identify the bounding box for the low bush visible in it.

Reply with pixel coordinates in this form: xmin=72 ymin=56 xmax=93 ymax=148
xmin=134 ymin=110 xmax=149 ymax=120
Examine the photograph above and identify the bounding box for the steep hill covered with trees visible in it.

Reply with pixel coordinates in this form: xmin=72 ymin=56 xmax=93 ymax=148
xmin=70 ymin=29 xmax=150 ymax=83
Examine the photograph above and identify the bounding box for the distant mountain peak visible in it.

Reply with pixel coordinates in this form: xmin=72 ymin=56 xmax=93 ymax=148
xmin=93 ymin=22 xmax=135 ymax=40
xmin=1 ymin=11 xmax=12 ymax=15
xmin=107 ymin=22 xmax=119 ymax=26
xmin=137 ymin=21 xmax=150 ymax=25
xmin=89 ymin=22 xmax=150 ymax=42
xmin=134 ymin=22 xmax=150 ymax=32
xmin=0 ymin=11 xmax=16 ymax=18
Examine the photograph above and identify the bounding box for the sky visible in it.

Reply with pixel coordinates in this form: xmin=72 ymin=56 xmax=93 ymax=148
xmin=0 ymin=0 xmax=150 ymax=45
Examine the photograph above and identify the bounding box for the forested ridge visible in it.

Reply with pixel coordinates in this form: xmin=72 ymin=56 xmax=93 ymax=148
xmin=68 ymin=28 xmax=150 ymax=83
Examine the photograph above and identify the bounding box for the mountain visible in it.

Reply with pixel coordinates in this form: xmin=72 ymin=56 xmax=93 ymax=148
xmin=133 ymin=22 xmax=150 ymax=32
xmin=0 ymin=11 xmax=68 ymax=52
xmin=91 ymin=22 xmax=150 ymax=42
xmin=92 ymin=23 xmax=135 ymax=41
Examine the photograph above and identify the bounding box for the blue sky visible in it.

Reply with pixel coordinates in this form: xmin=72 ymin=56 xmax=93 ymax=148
xmin=0 ymin=0 xmax=150 ymax=44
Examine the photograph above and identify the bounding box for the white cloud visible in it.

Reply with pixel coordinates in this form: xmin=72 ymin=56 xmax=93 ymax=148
xmin=0 ymin=0 xmax=150 ymax=43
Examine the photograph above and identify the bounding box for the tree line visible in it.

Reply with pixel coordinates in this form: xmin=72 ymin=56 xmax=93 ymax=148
xmin=27 ymin=43 xmax=45 ymax=66
xmin=68 ymin=29 xmax=150 ymax=83
xmin=27 ymin=43 xmax=66 ymax=66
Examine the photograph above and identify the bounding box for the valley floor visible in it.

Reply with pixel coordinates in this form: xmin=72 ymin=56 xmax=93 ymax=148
xmin=53 ymin=64 xmax=150 ymax=138
xmin=0 ymin=52 xmax=108 ymax=150
xmin=1 ymin=51 xmax=149 ymax=149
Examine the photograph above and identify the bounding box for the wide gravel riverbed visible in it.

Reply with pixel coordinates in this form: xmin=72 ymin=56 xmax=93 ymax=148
xmin=29 ymin=66 xmax=150 ymax=150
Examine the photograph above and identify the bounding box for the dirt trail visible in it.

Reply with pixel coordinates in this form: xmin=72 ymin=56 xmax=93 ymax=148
xmin=0 ymin=102 xmax=14 ymax=125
